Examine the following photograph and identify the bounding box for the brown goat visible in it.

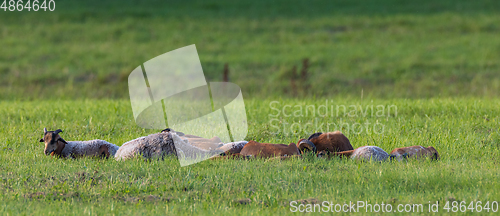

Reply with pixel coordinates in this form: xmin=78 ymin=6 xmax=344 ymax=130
xmin=240 ymin=141 xmax=300 ymax=158
xmin=297 ymin=131 xmax=353 ymax=154
xmin=389 ymin=146 xmax=439 ymax=161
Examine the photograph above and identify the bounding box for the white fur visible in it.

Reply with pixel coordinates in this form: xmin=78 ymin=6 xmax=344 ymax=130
xmin=115 ymin=131 xmax=248 ymax=162
xmin=114 ymin=131 xmax=212 ymax=161
xmin=350 ymin=146 xmax=389 ymax=162
xmin=60 ymin=139 xmax=119 ymax=158
xmin=114 ymin=132 xmax=177 ymax=161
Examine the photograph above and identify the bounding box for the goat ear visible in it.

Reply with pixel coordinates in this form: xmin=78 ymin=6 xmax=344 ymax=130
xmin=54 ymin=129 xmax=63 ymax=134
xmin=39 ymin=138 xmax=44 ymax=142
xmin=58 ymin=137 xmax=68 ymax=144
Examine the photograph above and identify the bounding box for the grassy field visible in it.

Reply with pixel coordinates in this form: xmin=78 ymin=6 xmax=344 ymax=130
xmin=1 ymin=0 xmax=500 ymax=99
xmin=0 ymin=98 xmax=499 ymax=215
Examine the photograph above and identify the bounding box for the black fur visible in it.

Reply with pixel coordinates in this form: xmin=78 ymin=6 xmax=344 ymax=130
xmin=307 ymin=132 xmax=323 ymax=140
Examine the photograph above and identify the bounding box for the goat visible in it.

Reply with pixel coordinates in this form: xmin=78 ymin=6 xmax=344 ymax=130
xmin=39 ymin=128 xmax=118 ymax=159
xmin=389 ymin=146 xmax=439 ymax=161
xmin=117 ymin=128 xmax=246 ymax=162
xmin=318 ymin=146 xmax=389 ymax=162
xmin=115 ymin=130 xmax=178 ymax=161
xmin=215 ymin=140 xmax=316 ymax=159
xmin=240 ymin=141 xmax=300 ymax=158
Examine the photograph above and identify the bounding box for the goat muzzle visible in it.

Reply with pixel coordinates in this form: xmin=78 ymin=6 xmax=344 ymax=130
xmin=45 ymin=149 xmax=55 ymax=155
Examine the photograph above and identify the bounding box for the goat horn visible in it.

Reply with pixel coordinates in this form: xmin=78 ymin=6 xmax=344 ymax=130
xmin=389 ymin=154 xmax=396 ymax=161
xmin=298 ymin=139 xmax=317 ymax=153
xmin=43 ymin=128 xmax=47 ymax=133
xmin=54 ymin=129 xmax=63 ymax=134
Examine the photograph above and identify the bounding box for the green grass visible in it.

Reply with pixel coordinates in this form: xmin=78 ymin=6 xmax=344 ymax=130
xmin=1 ymin=0 xmax=500 ymax=99
xmin=0 ymin=98 xmax=499 ymax=215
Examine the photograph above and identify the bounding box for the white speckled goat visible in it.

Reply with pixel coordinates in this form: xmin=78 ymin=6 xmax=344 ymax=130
xmin=39 ymin=128 xmax=119 ymax=159
xmin=114 ymin=129 xmax=179 ymax=161
xmin=318 ymin=146 xmax=390 ymax=162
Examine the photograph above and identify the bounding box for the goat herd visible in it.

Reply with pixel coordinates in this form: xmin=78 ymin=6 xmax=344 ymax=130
xmin=39 ymin=128 xmax=439 ymax=162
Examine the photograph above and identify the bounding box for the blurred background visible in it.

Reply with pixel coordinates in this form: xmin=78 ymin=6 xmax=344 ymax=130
xmin=1 ymin=0 xmax=500 ymax=100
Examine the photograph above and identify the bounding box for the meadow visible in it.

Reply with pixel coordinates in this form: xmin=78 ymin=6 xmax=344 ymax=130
xmin=1 ymin=0 xmax=500 ymax=99
xmin=1 ymin=0 xmax=500 ymax=215
xmin=1 ymin=98 xmax=499 ymax=215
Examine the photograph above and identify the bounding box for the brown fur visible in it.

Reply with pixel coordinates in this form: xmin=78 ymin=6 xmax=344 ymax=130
xmin=390 ymin=146 xmax=439 ymax=160
xmin=218 ymin=144 xmax=245 ymax=155
xmin=99 ymin=145 xmax=110 ymax=159
xmin=305 ymin=131 xmax=354 ymax=153
xmin=51 ymin=140 xmax=67 ymax=157
xmin=238 ymin=141 xmax=301 ymax=158
xmin=215 ymin=139 xmax=315 ymax=160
